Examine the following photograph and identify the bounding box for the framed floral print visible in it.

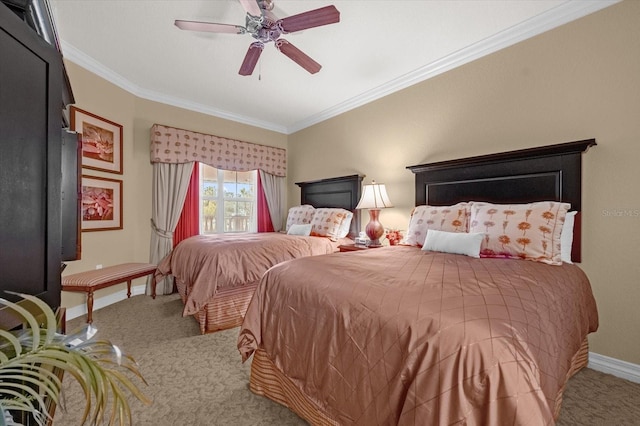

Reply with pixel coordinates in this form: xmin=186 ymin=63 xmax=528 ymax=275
xmin=81 ymin=175 xmax=123 ymax=232
xmin=70 ymin=106 xmax=123 ymax=174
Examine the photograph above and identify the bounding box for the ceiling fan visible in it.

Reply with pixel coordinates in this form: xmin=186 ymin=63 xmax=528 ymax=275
xmin=175 ymin=0 xmax=340 ymax=76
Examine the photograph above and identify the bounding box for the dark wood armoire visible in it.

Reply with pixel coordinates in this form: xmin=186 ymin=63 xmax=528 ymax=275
xmin=0 ymin=0 xmax=76 ymax=327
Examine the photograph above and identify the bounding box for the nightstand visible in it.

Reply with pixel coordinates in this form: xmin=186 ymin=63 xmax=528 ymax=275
xmin=338 ymin=244 xmax=381 ymax=252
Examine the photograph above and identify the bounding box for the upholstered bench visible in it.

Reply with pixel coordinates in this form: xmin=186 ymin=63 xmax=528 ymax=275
xmin=62 ymin=262 xmax=157 ymax=324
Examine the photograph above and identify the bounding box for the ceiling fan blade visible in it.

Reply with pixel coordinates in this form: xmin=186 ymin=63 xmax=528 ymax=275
xmin=279 ymin=5 xmax=340 ymax=33
xmin=239 ymin=42 xmax=265 ymax=76
xmin=175 ymin=20 xmax=245 ymax=34
xmin=238 ymin=0 xmax=263 ymax=17
xmin=275 ymin=39 xmax=321 ymax=74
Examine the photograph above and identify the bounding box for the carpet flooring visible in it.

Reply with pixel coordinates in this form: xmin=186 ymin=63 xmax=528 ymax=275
xmin=54 ymin=294 xmax=640 ymax=425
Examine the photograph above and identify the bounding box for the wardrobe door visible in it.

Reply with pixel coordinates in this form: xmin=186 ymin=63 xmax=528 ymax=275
xmin=61 ymin=130 xmax=81 ymax=261
xmin=0 ymin=3 xmax=63 ymax=309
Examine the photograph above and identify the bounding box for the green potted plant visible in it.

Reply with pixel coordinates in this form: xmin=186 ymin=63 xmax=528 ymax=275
xmin=0 ymin=292 xmax=151 ymax=425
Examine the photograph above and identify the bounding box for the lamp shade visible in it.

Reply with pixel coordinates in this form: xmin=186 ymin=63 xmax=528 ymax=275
xmin=356 ymin=182 xmax=393 ymax=210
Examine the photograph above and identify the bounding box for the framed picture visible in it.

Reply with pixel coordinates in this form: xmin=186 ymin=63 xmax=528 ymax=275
xmin=81 ymin=175 xmax=123 ymax=232
xmin=70 ymin=106 xmax=123 ymax=174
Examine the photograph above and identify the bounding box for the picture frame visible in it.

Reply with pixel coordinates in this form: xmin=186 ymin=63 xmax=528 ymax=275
xmin=81 ymin=175 xmax=123 ymax=232
xmin=70 ymin=106 xmax=123 ymax=174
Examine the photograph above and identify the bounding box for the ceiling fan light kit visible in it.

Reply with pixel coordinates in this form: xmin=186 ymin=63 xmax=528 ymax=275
xmin=175 ymin=0 xmax=340 ymax=76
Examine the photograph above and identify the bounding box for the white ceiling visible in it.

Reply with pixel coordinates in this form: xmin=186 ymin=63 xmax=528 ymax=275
xmin=49 ymin=0 xmax=618 ymax=134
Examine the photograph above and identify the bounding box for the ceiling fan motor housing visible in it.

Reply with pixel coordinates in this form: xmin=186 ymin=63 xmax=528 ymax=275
xmin=246 ymin=9 xmax=282 ymax=43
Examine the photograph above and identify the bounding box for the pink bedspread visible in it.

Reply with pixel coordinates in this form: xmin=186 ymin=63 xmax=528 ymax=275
xmin=155 ymin=233 xmax=348 ymax=316
xmin=238 ymin=246 xmax=598 ymax=425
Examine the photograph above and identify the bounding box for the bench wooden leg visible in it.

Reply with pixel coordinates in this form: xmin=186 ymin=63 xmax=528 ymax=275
xmin=126 ymin=280 xmax=132 ymax=298
xmin=86 ymin=290 xmax=94 ymax=324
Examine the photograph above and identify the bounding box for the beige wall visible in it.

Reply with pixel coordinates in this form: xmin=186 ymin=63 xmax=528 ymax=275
xmin=62 ymin=1 xmax=639 ymax=365
xmin=61 ymin=61 xmax=287 ymax=310
xmin=289 ymin=1 xmax=640 ymax=365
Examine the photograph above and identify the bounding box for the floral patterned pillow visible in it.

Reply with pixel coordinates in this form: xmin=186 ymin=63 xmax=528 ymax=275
xmin=310 ymin=208 xmax=351 ymax=241
xmin=469 ymin=201 xmax=570 ymax=265
xmin=402 ymin=203 xmax=470 ymax=246
xmin=336 ymin=210 xmax=354 ymax=238
xmin=285 ymin=205 xmax=315 ymax=231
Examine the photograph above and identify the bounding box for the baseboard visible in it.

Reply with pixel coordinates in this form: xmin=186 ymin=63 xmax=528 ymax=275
xmin=65 ymin=284 xmax=148 ymax=322
xmin=589 ymin=352 xmax=640 ymax=384
xmin=66 ymin=287 xmax=640 ymax=384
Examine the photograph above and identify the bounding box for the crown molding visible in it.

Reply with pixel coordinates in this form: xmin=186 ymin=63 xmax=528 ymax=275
xmin=287 ymin=0 xmax=620 ymax=133
xmin=60 ymin=0 xmax=619 ymax=135
xmin=60 ymin=42 xmax=288 ymax=134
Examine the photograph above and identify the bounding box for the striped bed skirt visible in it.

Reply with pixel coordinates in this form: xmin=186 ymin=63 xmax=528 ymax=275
xmin=175 ymin=279 xmax=259 ymax=334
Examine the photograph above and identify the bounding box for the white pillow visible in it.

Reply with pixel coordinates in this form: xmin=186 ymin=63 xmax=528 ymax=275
xmin=287 ymin=223 xmax=312 ymax=236
xmin=422 ymin=230 xmax=484 ymax=258
xmin=561 ymin=211 xmax=577 ymax=264
xmin=336 ymin=211 xmax=354 ymax=238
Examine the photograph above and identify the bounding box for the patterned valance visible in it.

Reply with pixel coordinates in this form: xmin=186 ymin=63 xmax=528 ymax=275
xmin=150 ymin=124 xmax=286 ymax=177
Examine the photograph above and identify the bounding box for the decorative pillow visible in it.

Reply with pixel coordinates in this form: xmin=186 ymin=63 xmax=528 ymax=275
xmin=336 ymin=210 xmax=354 ymax=238
xmin=469 ymin=201 xmax=570 ymax=265
xmin=310 ymin=208 xmax=352 ymax=241
xmin=285 ymin=205 xmax=315 ymax=231
xmin=287 ymin=223 xmax=312 ymax=236
xmin=561 ymin=211 xmax=577 ymax=264
xmin=422 ymin=230 xmax=484 ymax=258
xmin=402 ymin=203 xmax=470 ymax=246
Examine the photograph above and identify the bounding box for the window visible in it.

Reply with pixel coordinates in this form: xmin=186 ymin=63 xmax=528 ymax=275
xmin=200 ymin=164 xmax=256 ymax=234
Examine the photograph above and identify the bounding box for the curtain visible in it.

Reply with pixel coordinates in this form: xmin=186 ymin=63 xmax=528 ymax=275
xmin=147 ymin=162 xmax=194 ymax=296
xmin=171 ymin=168 xmax=279 ymax=234
xmin=173 ymin=163 xmax=200 ymax=247
xmin=257 ymin=171 xmax=274 ymax=232
xmin=259 ymin=170 xmax=286 ymax=232
xmin=150 ymin=124 xmax=286 ymax=177
xmin=148 ymin=124 xmax=288 ymax=295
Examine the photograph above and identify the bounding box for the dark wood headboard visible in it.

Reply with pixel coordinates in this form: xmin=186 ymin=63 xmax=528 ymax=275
xmin=295 ymin=174 xmax=364 ymax=238
xmin=407 ymin=139 xmax=596 ymax=262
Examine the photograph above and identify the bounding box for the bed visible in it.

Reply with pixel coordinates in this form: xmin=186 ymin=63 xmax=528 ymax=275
xmin=237 ymin=140 xmax=599 ymax=425
xmin=155 ymin=174 xmax=363 ymax=334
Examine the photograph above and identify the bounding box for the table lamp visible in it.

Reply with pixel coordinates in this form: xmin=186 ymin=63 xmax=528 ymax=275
xmin=355 ymin=180 xmax=393 ymax=246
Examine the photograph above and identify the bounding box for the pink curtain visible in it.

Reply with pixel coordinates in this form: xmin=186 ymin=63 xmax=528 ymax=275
xmin=150 ymin=124 xmax=285 ymax=235
xmin=257 ymin=171 xmax=274 ymax=233
xmin=176 ymin=166 xmax=272 ymax=237
xmin=174 ymin=162 xmax=200 ymax=247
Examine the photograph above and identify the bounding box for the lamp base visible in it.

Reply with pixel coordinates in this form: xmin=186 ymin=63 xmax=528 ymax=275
xmin=365 ymin=209 xmax=384 ymax=247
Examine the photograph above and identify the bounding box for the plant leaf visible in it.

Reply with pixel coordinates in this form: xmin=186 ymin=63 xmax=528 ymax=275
xmin=1 ymin=292 xmax=150 ymax=425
